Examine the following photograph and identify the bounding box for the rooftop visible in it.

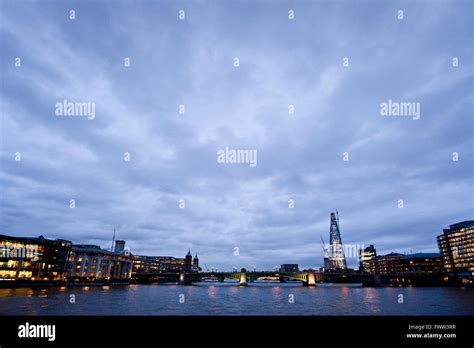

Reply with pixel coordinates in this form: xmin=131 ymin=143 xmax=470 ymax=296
xmin=400 ymin=253 xmax=441 ymax=260
xmin=447 ymin=220 xmax=474 ymax=231
xmin=0 ymin=234 xmax=72 ymax=245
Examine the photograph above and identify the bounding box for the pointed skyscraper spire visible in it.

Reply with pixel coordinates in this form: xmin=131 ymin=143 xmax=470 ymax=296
xmin=328 ymin=211 xmax=347 ymax=270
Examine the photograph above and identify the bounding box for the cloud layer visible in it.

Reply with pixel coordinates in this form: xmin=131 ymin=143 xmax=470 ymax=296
xmin=0 ymin=1 xmax=472 ymax=270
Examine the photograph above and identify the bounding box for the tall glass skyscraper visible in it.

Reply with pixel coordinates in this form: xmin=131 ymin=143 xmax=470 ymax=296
xmin=328 ymin=212 xmax=347 ymax=270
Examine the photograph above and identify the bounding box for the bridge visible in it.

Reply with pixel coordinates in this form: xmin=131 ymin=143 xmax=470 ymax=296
xmin=134 ymin=269 xmax=442 ymax=286
xmin=135 ymin=268 xmax=317 ymax=286
xmin=132 ymin=269 xmax=400 ymax=287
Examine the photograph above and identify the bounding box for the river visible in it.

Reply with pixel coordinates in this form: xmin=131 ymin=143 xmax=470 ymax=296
xmin=0 ymin=282 xmax=472 ymax=315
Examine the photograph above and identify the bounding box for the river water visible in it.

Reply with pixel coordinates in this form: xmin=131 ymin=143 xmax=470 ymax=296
xmin=0 ymin=282 xmax=472 ymax=315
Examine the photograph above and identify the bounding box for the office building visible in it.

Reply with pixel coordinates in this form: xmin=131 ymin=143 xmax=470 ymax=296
xmin=132 ymin=250 xmax=201 ymax=274
xmin=367 ymin=252 xmax=442 ymax=276
xmin=397 ymin=253 xmax=442 ymax=275
xmin=359 ymin=245 xmax=377 ymax=273
xmin=368 ymin=252 xmax=403 ymax=274
xmin=280 ymin=264 xmax=299 ymax=273
xmin=0 ymin=234 xmax=71 ymax=281
xmin=437 ymin=220 xmax=474 ymax=284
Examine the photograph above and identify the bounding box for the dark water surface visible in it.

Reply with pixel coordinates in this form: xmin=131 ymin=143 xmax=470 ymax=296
xmin=0 ymin=282 xmax=473 ymax=315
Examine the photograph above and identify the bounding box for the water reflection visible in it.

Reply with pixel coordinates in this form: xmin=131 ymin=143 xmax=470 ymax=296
xmin=0 ymin=284 xmax=472 ymax=316
xmin=271 ymin=285 xmax=281 ymax=301
xmin=363 ymin=287 xmax=382 ymax=314
xmin=207 ymin=285 xmax=217 ymax=299
xmin=38 ymin=289 xmax=48 ymax=298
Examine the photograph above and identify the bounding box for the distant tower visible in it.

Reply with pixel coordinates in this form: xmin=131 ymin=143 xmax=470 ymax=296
xmin=328 ymin=211 xmax=347 ymax=270
xmin=184 ymin=249 xmax=192 ymax=272
xmin=193 ymin=253 xmax=199 ymax=268
xmin=114 ymin=240 xmax=125 ymax=253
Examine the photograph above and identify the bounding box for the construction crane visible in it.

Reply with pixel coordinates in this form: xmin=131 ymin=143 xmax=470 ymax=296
xmin=320 ymin=235 xmax=329 ymax=257
xmin=110 ymin=228 xmax=116 ymax=252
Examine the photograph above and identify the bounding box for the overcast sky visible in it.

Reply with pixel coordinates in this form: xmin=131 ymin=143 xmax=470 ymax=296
xmin=0 ymin=0 xmax=472 ymax=270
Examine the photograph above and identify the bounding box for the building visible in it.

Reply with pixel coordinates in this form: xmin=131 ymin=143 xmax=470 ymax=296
xmin=322 ymin=257 xmax=330 ymax=272
xmin=184 ymin=250 xmax=192 ymax=272
xmin=327 ymin=211 xmax=347 ymax=271
xmin=67 ymin=240 xmax=132 ymax=282
xmin=368 ymin=252 xmax=403 ymax=274
xmin=397 ymin=253 xmax=442 ymax=275
xmin=114 ymin=240 xmax=126 ymax=253
xmin=158 ymin=256 xmax=186 ymax=272
xmin=279 ymin=264 xmax=299 ymax=273
xmin=437 ymin=220 xmax=474 ymax=284
xmin=0 ymin=234 xmax=72 ymax=281
xmin=367 ymin=252 xmax=442 ymax=276
xmin=359 ymin=245 xmax=377 ymax=273
xmin=132 ymin=255 xmax=162 ymax=274
xmin=191 ymin=254 xmax=201 ymax=272
xmin=132 ymin=251 xmax=201 ymax=274
xmin=132 ymin=255 xmax=185 ymax=273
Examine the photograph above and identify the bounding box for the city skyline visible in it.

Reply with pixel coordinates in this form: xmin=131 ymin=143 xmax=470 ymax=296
xmin=1 ymin=1 xmax=473 ymax=271
xmin=1 ymin=214 xmax=470 ymax=272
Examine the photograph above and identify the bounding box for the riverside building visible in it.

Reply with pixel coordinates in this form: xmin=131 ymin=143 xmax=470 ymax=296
xmin=0 ymin=234 xmax=71 ymax=282
xmin=437 ymin=220 xmax=474 ymax=285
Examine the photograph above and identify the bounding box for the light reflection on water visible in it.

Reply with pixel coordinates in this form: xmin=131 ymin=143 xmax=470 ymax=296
xmin=207 ymin=285 xmax=217 ymax=299
xmin=0 ymin=282 xmax=473 ymax=316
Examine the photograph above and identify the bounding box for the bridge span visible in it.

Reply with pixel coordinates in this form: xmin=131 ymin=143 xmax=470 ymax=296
xmin=136 ymin=268 xmax=317 ymax=286
xmin=133 ymin=269 xmax=393 ymax=287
